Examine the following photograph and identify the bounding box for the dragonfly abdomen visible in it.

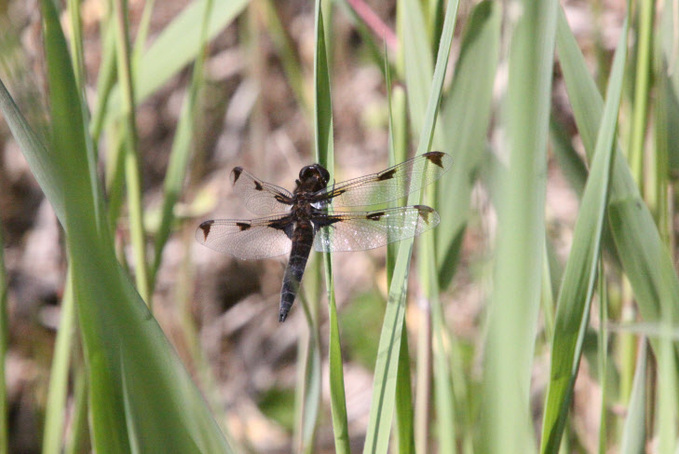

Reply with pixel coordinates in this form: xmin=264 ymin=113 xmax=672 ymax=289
xmin=279 ymin=221 xmax=314 ymax=322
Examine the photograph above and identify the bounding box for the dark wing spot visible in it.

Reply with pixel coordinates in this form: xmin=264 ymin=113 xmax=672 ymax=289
xmin=424 ymin=151 xmax=445 ymax=168
xmin=236 ymin=222 xmax=251 ymax=231
xmin=254 ymin=181 xmax=263 ymax=191
xmin=367 ymin=211 xmax=385 ymax=221
xmin=199 ymin=220 xmax=214 ymax=240
xmin=413 ymin=205 xmax=436 ymax=224
xmin=231 ymin=167 xmax=243 ymax=183
xmin=377 ymin=168 xmax=397 ymax=181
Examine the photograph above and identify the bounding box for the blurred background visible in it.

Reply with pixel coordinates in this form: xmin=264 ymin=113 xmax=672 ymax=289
xmin=0 ymin=0 xmax=638 ymax=452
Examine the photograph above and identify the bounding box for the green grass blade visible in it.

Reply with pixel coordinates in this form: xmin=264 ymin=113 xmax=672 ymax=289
xmin=427 ymin=245 xmax=455 ymax=454
xmin=619 ymin=341 xmax=648 ymax=454
xmin=0 ymin=79 xmax=65 ymax=223
xmin=363 ymin=1 xmax=458 ymax=452
xmin=385 ymin=52 xmax=415 ymax=454
xmin=597 ymin=262 xmax=609 ymax=454
xmin=260 ymin=0 xmax=312 ymax=117
xmin=65 ymin=365 xmax=89 ymax=454
xmin=656 ymin=326 xmax=678 ymax=451
xmin=91 ymin=18 xmax=117 ymax=142
xmin=42 ymin=274 xmax=75 ymax=454
xmin=549 ymin=114 xmax=588 ymax=198
xmin=293 ymin=287 xmax=322 ymax=453
xmin=66 ymin=0 xmax=86 ymax=90
xmin=112 ymin=0 xmax=150 ymax=304
xmin=556 ymin=6 xmax=679 ymax=333
xmin=540 ymin=17 xmax=627 ymax=452
xmin=35 ymin=1 xmax=233 ymax=451
xmin=626 ymin=0 xmax=654 ymax=184
xmin=313 ymin=3 xmax=350 ymax=453
xmin=398 ymin=0 xmax=433 ymax=141
xmin=482 ymin=0 xmax=557 ymax=451
xmin=436 ymin=0 xmax=499 ymax=289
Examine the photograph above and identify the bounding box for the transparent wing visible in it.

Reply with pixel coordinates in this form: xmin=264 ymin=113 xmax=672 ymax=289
xmin=196 ymin=214 xmax=293 ymax=260
xmin=313 ymin=205 xmax=440 ymax=253
xmin=313 ymin=151 xmax=452 ymax=208
xmin=230 ymin=167 xmax=294 ymax=215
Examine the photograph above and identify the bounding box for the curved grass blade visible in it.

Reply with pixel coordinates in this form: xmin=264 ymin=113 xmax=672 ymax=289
xmin=539 ymin=17 xmax=628 ymax=452
xmin=35 ymin=1 xmax=233 ymax=451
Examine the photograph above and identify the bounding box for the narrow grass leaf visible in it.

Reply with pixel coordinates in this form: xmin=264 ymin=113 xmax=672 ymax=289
xmin=482 ymin=0 xmax=557 ymax=452
xmin=659 ymin=0 xmax=679 ymax=176
xmin=398 ymin=0 xmax=433 ymax=139
xmin=64 ymin=364 xmax=89 ymax=454
xmin=619 ymin=341 xmax=647 ymax=454
xmin=626 ymin=0 xmax=654 ymax=184
xmin=436 ymin=0 xmax=499 ymax=289
xmin=260 ymin=0 xmax=312 ymax=116
xmin=556 ymin=6 xmax=679 ymax=334
xmin=42 ymin=275 xmax=75 ymax=454
xmin=540 ymin=18 xmax=627 ymax=452
xmin=428 ymin=251 xmax=455 ymax=453
xmin=656 ymin=328 xmax=678 ymax=452
xmin=386 ymin=54 xmax=415 ymax=454
xmin=313 ymin=4 xmax=350 ymax=453
xmin=113 ymin=0 xmax=150 ymax=303
xmin=363 ymin=1 xmax=458 ymax=452
xmin=91 ymin=20 xmax=118 ymax=141
xmin=0 ymin=79 xmax=65 ymax=223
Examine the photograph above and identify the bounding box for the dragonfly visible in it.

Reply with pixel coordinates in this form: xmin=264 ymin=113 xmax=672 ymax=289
xmin=196 ymin=151 xmax=452 ymax=322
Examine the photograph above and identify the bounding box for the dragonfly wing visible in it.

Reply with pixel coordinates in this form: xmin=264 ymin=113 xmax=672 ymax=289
xmin=196 ymin=214 xmax=293 ymax=260
xmin=313 ymin=206 xmax=440 ymax=253
xmin=230 ymin=167 xmax=294 ymax=215
xmin=313 ymin=151 xmax=452 ymax=208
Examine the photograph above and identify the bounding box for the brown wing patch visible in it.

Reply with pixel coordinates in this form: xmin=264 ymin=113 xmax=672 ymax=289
xmin=236 ymin=222 xmax=251 ymax=231
xmin=424 ymin=151 xmax=446 ymax=168
xmin=231 ymin=167 xmax=243 ymax=183
xmin=366 ymin=211 xmax=385 ymax=221
xmin=199 ymin=220 xmax=214 ymax=240
xmin=377 ymin=168 xmax=397 ymax=181
xmin=413 ymin=205 xmax=437 ymax=224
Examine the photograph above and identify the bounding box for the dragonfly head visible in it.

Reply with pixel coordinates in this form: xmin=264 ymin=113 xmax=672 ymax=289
xmin=296 ymin=164 xmax=330 ymax=193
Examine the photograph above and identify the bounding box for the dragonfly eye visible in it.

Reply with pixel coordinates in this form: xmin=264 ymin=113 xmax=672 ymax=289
xmin=299 ymin=164 xmax=330 ymax=185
